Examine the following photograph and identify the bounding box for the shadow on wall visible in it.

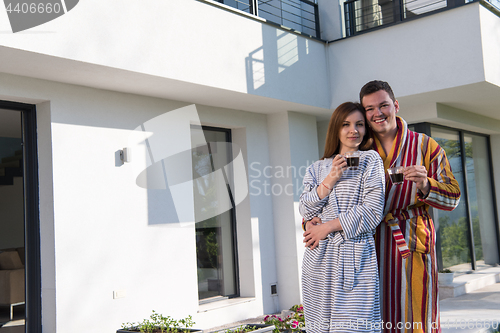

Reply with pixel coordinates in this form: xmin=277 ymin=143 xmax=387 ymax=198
xmin=245 ymin=26 xmax=321 ymax=104
xmin=124 ymin=105 xmax=247 ymax=227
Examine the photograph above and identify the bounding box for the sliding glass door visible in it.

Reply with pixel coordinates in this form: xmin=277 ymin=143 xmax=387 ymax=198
xmin=425 ymin=124 xmax=500 ymax=272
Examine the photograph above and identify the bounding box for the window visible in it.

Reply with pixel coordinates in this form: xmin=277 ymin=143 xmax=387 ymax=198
xmin=430 ymin=127 xmax=473 ymax=272
xmin=0 ymin=101 xmax=41 ymax=333
xmin=191 ymin=126 xmax=239 ymax=301
xmin=344 ymin=0 xmax=471 ymax=37
xmin=411 ymin=123 xmax=500 ymax=272
xmin=462 ymin=133 xmax=499 ymax=269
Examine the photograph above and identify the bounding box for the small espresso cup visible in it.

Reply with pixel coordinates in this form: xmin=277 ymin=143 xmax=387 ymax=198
xmin=344 ymin=151 xmax=360 ymax=169
xmin=387 ymin=166 xmax=405 ymax=185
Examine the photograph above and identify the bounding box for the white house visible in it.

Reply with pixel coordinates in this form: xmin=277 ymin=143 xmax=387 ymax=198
xmin=0 ymin=0 xmax=498 ymax=332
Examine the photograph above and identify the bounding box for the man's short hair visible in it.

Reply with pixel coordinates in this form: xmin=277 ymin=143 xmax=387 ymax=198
xmin=359 ymin=80 xmax=396 ymax=104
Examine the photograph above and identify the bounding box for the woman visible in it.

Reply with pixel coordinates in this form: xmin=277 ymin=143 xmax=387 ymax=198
xmin=299 ymin=102 xmax=385 ymax=333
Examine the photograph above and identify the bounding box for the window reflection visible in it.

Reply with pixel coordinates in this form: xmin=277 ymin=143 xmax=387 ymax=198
xmin=464 ymin=134 xmax=499 ymax=269
xmin=191 ymin=127 xmax=238 ymax=301
xmin=431 ymin=127 xmax=472 ymax=272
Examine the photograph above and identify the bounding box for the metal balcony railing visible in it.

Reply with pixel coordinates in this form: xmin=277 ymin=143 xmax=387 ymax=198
xmin=484 ymin=0 xmax=500 ymax=10
xmin=344 ymin=0 xmax=477 ymax=36
xmin=217 ymin=0 xmax=320 ymax=38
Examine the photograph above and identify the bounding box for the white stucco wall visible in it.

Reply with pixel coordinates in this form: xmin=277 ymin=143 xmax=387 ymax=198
xmin=262 ymin=111 xmax=320 ymax=311
xmin=0 ymin=0 xmax=330 ymax=111
xmin=0 ymin=72 xmax=285 ymax=332
xmin=287 ymin=112 xmax=320 ymax=306
xmin=327 ymin=3 xmax=486 ymax=107
xmin=480 ymin=4 xmax=500 ymax=87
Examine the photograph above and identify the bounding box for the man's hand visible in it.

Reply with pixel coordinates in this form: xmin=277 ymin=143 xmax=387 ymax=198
xmin=404 ymin=165 xmax=430 ymax=195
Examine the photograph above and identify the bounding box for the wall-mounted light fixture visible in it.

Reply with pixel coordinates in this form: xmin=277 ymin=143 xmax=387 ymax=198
xmin=120 ymin=148 xmax=131 ymax=163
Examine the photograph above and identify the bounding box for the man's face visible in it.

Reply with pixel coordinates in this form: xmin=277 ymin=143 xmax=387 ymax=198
xmin=362 ymin=90 xmax=399 ymax=136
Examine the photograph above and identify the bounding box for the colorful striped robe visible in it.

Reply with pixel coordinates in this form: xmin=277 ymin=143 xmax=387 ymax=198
xmin=373 ymin=117 xmax=460 ymax=333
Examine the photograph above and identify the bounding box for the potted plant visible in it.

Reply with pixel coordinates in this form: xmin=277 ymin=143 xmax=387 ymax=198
xmin=438 ymin=268 xmax=454 ymax=285
xmin=263 ymin=304 xmax=305 ymax=333
xmin=118 ymin=310 xmax=202 ymax=333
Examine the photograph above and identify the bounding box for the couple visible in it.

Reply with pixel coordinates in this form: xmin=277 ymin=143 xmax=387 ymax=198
xmin=299 ymin=80 xmax=461 ymax=333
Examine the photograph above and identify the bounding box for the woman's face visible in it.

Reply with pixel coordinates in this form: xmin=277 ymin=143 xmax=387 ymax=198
xmin=338 ymin=110 xmax=366 ymax=154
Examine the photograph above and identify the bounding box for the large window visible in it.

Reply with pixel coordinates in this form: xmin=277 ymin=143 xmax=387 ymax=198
xmin=344 ymin=0 xmax=475 ymax=37
xmin=463 ymin=133 xmax=499 ymax=269
xmin=0 ymin=101 xmax=41 ymax=333
xmin=430 ymin=127 xmax=473 ymax=272
xmin=412 ymin=123 xmax=500 ymax=272
xmin=191 ymin=126 xmax=239 ymax=301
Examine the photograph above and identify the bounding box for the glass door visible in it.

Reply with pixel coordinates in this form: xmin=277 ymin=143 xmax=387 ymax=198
xmin=463 ymin=133 xmax=499 ymax=269
xmin=431 ymin=127 xmax=472 ymax=273
xmin=0 ymin=108 xmax=25 ymax=328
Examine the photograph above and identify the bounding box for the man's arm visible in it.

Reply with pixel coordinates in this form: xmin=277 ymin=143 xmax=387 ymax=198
xmin=417 ymin=137 xmax=461 ymax=211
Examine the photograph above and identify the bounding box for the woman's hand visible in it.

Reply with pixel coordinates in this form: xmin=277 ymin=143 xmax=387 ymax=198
xmin=303 ymin=217 xmax=336 ymax=250
xmin=404 ymin=165 xmax=430 ymax=195
xmin=327 ymin=154 xmax=347 ymax=184
xmin=304 ymin=216 xmax=321 ymax=231
xmin=317 ymin=155 xmax=347 ymax=199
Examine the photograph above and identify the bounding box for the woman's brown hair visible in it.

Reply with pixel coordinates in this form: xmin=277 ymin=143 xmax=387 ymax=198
xmin=321 ymin=102 xmax=373 ymax=160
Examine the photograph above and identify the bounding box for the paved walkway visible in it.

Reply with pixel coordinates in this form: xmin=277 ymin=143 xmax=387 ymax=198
xmin=440 ymin=282 xmax=500 ymax=333
xmin=206 ymin=278 xmax=500 ymax=333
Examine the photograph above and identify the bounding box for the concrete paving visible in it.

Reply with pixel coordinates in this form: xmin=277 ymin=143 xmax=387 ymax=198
xmin=440 ymin=282 xmax=500 ymax=333
xmin=206 ymin=268 xmax=500 ymax=333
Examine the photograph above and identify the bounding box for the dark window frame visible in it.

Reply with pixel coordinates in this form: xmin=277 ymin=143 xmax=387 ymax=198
xmin=0 ymin=100 xmax=41 ymax=333
xmin=191 ymin=125 xmax=241 ymax=302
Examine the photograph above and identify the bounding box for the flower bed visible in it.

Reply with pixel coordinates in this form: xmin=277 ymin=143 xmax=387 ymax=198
xmin=263 ymin=304 xmax=304 ymax=333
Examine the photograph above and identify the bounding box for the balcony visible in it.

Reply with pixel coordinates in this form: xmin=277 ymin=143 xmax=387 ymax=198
xmin=343 ymin=0 xmax=481 ymax=36
xmin=484 ymin=0 xmax=500 ymax=10
xmin=215 ymin=0 xmax=320 ymax=38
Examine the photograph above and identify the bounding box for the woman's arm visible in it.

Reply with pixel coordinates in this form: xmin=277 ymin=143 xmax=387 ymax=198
xmin=303 ymin=216 xmax=342 ymax=249
xmin=337 ymin=152 xmax=386 ymax=240
xmin=299 ymin=157 xmax=347 ymax=221
xmin=316 ymin=155 xmax=347 ymax=200
xmin=299 ymin=164 xmax=329 ymax=221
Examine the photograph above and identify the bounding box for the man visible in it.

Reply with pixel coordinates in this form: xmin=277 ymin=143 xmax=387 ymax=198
xmin=359 ymin=80 xmax=460 ymax=332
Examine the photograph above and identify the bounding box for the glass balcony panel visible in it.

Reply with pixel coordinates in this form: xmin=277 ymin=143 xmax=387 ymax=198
xmin=220 ymin=0 xmax=251 ymax=13
xmin=403 ymin=0 xmax=446 ymax=17
xmin=258 ymin=0 xmax=319 ymax=37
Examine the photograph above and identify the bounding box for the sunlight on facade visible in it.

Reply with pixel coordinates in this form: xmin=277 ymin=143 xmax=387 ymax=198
xmin=252 ymin=49 xmax=266 ymax=90
xmin=277 ymin=30 xmax=299 ymax=73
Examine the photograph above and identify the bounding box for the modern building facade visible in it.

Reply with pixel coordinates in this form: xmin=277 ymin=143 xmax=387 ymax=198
xmin=0 ymin=0 xmax=499 ymax=332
